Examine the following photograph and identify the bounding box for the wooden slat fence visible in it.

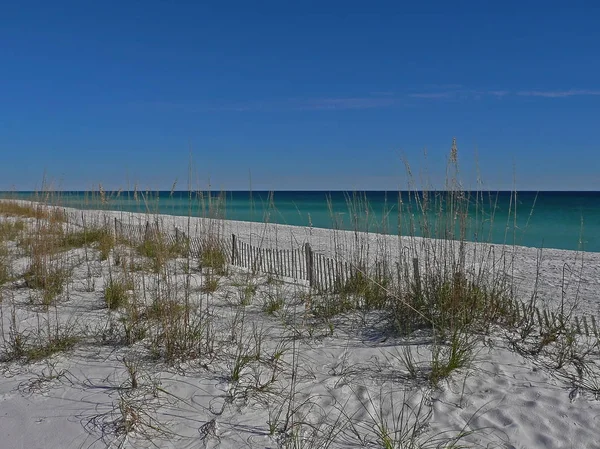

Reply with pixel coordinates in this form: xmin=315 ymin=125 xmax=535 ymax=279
xmin=231 ymin=236 xmax=310 ymax=281
xmin=83 ymin=216 xmax=600 ymax=339
xmin=230 ymin=234 xmax=396 ymax=293
xmin=230 ymin=233 xmax=600 ymax=338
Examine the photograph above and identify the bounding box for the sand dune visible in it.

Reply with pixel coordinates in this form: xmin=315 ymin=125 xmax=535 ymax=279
xmin=1 ymin=205 xmax=600 ymax=449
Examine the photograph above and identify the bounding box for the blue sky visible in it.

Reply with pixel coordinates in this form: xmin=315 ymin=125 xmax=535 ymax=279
xmin=1 ymin=1 xmax=599 ymax=191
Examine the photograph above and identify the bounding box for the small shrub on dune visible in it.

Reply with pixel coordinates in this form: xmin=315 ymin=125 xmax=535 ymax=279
xmin=390 ymin=269 xmax=512 ymax=337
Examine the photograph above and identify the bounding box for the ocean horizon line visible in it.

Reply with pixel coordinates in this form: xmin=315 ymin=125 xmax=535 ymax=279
xmin=3 ymin=189 xmax=600 ymax=194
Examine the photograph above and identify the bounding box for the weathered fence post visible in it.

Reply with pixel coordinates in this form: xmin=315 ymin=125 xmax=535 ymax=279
xmin=231 ymin=234 xmax=237 ymax=265
xmin=144 ymin=221 xmax=151 ymax=241
xmin=583 ymin=316 xmax=590 ymax=336
xmin=114 ymin=217 xmax=118 ymax=238
xmin=536 ymin=308 xmax=543 ymax=329
xmin=305 ymin=243 xmax=314 ymax=288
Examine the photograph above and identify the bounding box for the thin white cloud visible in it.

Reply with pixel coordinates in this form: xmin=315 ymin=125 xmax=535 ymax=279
xmin=131 ymin=87 xmax=600 ymax=114
xmin=409 ymin=89 xmax=508 ymax=99
xmin=488 ymin=90 xmax=509 ymax=98
xmin=215 ymin=97 xmax=399 ymax=111
xmin=409 ymin=88 xmax=600 ymax=100
xmin=419 ymin=83 xmax=464 ymax=90
xmin=299 ymin=97 xmax=397 ymax=110
xmin=369 ymin=91 xmax=396 ymax=97
xmin=409 ymin=92 xmax=455 ymax=99
xmin=517 ymin=89 xmax=600 ymax=98
xmin=128 ymin=97 xmax=399 ymax=112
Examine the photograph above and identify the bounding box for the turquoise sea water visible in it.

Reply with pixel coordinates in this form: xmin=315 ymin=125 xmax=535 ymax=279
xmin=2 ymin=191 xmax=599 ymax=252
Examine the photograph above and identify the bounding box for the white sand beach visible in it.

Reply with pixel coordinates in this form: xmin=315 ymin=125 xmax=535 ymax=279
xmin=2 ymin=204 xmax=600 ymax=449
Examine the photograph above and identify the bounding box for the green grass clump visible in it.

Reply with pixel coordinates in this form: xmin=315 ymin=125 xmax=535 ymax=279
xmin=97 ymin=232 xmax=115 ymax=260
xmin=16 ymin=221 xmax=65 ymax=256
xmin=0 ymin=220 xmax=26 ymax=242
xmin=136 ymin=239 xmax=162 ymax=259
xmin=136 ymin=234 xmax=187 ymax=272
xmin=24 ymin=335 xmax=80 ymax=362
xmin=338 ymin=270 xmax=390 ymax=310
xmin=144 ymin=299 xmax=185 ymax=321
xmin=316 ymin=294 xmax=364 ymax=320
xmin=137 ymin=234 xmax=187 ymax=258
xmin=263 ymin=295 xmax=284 ymax=315
xmin=200 ymin=243 xmax=227 ymax=275
xmin=240 ymin=283 xmax=257 ymax=305
xmin=429 ymin=330 xmax=474 ymax=387
xmin=2 ymin=329 xmax=79 ymax=363
xmin=201 ymin=276 xmax=220 ymax=294
xmin=0 ymin=243 xmax=10 ymax=286
xmin=104 ymin=277 xmax=132 ymax=309
xmin=391 ymin=270 xmax=510 ymax=336
xmin=307 ymin=269 xmax=392 ymax=319
xmin=23 ymin=257 xmax=70 ymax=305
xmin=61 ymin=228 xmax=115 ymax=259
xmin=0 ymin=201 xmax=66 ymax=222
xmin=61 ymin=228 xmax=108 ymax=247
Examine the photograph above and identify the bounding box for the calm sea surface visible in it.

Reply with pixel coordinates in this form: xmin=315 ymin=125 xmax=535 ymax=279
xmin=2 ymin=191 xmax=599 ymax=252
